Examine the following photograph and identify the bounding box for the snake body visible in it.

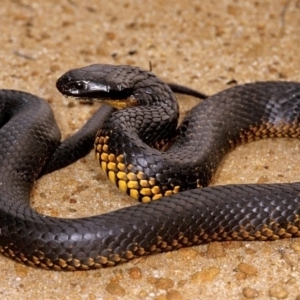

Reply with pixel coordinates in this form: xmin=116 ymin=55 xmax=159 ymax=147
xmin=1 ymin=64 xmax=300 ymax=270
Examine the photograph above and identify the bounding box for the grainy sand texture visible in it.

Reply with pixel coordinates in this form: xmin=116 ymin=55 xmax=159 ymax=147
xmin=0 ymin=0 xmax=300 ymax=299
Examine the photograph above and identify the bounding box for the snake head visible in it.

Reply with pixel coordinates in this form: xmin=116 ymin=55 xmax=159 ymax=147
xmin=56 ymin=64 xmax=140 ymax=108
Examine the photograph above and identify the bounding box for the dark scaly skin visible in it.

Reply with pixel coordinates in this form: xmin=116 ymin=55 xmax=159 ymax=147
xmin=166 ymin=82 xmax=208 ymax=100
xmin=0 ymin=65 xmax=300 ymax=271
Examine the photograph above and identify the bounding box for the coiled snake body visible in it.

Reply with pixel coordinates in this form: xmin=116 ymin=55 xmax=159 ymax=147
xmin=0 ymin=64 xmax=300 ymax=270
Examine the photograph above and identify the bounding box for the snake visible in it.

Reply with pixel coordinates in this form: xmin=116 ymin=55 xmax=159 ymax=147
xmin=0 ymin=64 xmax=300 ymax=271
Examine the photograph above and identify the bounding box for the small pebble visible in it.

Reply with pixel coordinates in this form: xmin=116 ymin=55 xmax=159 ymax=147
xmin=237 ymin=263 xmax=258 ymax=276
xmin=147 ymin=276 xmax=157 ymax=284
xmin=128 ymin=267 xmax=142 ymax=279
xmin=235 ymin=272 xmax=247 ymax=281
xmin=14 ymin=264 xmax=29 ymax=278
xmin=245 ymin=248 xmax=257 ymax=255
xmin=191 ymin=267 xmax=220 ymax=283
xmin=207 ymin=242 xmax=225 ymax=258
xmin=69 ymin=198 xmax=77 ymax=203
xmin=39 ymin=192 xmax=46 ymax=199
xmin=177 ymin=248 xmax=199 ymax=260
xmin=257 ymin=175 xmax=269 ymax=184
xmin=242 ymin=287 xmax=259 ymax=298
xmin=268 ymin=284 xmax=288 ymax=299
xmin=105 ymin=281 xmax=126 ymax=296
xmin=154 ymin=277 xmax=174 ymax=290
xmin=74 ymin=184 xmax=89 ymax=193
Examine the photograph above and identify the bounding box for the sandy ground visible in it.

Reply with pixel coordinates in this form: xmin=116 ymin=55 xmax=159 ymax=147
xmin=0 ymin=0 xmax=300 ymax=299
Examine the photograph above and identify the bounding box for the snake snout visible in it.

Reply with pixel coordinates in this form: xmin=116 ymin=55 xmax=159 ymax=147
xmin=56 ymin=74 xmax=89 ymax=96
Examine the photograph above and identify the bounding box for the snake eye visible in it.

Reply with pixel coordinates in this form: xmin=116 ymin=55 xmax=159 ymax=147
xmin=66 ymin=81 xmax=90 ymax=95
xmin=73 ymin=81 xmax=87 ymax=91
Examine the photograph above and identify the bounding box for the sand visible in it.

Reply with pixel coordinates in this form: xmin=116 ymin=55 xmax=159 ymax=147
xmin=0 ymin=0 xmax=300 ymax=299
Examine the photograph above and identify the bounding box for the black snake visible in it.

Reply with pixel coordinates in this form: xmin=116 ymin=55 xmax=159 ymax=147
xmin=0 ymin=64 xmax=300 ymax=271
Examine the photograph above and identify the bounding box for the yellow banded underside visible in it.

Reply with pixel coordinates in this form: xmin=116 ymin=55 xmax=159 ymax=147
xmin=94 ymin=135 xmax=180 ymax=203
xmin=235 ymin=121 xmax=300 ymax=145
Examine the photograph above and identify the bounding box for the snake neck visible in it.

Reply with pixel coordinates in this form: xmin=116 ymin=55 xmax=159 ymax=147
xmin=94 ymin=79 xmax=183 ymax=202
